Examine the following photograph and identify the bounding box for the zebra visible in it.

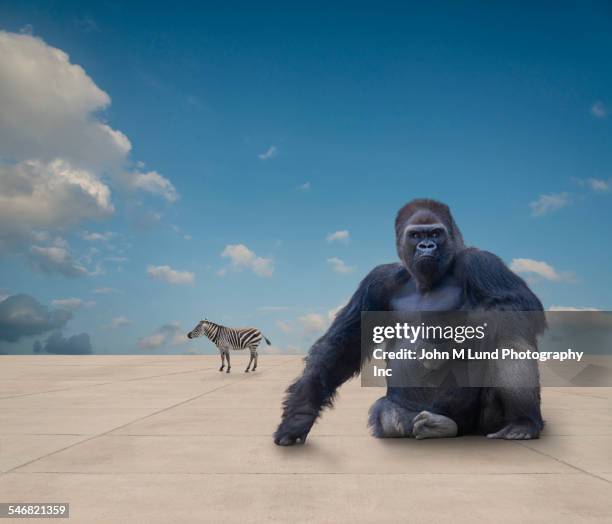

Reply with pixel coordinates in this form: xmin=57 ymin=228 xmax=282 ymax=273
xmin=187 ymin=319 xmax=271 ymax=373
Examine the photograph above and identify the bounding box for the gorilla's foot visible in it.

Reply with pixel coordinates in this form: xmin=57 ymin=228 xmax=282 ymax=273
xmin=412 ymin=411 xmax=458 ymax=440
xmin=487 ymin=423 xmax=539 ymax=440
xmin=368 ymin=397 xmax=414 ymax=437
xmin=379 ymin=407 xmax=408 ymax=437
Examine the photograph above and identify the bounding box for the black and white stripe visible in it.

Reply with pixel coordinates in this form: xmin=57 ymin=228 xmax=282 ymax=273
xmin=187 ymin=319 xmax=271 ymax=373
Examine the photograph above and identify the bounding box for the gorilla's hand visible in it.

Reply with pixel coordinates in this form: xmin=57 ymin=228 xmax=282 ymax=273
xmin=274 ymin=410 xmax=317 ymax=446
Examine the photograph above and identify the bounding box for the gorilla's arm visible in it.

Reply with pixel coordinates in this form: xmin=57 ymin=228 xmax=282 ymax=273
xmin=456 ymin=248 xmax=546 ymax=438
xmin=274 ymin=264 xmax=399 ymax=446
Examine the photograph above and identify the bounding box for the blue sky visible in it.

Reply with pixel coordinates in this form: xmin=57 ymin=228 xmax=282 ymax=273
xmin=0 ymin=1 xmax=611 ymax=355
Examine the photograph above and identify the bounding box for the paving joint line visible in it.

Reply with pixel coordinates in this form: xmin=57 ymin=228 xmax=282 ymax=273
xmin=515 ymin=440 xmax=612 ymax=486
xmin=1 ymin=359 xmax=292 ymax=476
xmin=0 ymin=366 xmax=219 ymax=400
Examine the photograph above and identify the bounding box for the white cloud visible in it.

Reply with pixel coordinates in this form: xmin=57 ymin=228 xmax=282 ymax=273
xmin=110 ymin=316 xmax=131 ymax=328
xmin=221 ymin=244 xmax=274 ymax=278
xmin=587 ymin=178 xmax=610 ymax=192
xmin=29 ymin=246 xmax=89 ymax=278
xmin=298 ymin=313 xmax=328 ymax=333
xmin=529 ymin=193 xmax=571 ymax=217
xmin=276 ymin=320 xmax=293 ymax=333
xmin=81 ymin=231 xmax=115 ymax=242
xmin=147 ymin=265 xmax=195 ymax=285
xmin=138 ymin=322 xmax=187 ymax=350
xmin=591 ymin=101 xmax=607 ymax=119
xmin=327 ymin=302 xmax=346 ymax=321
xmin=129 ymin=170 xmax=178 ymax=202
xmin=510 ymin=258 xmax=573 ymax=282
xmin=326 ymin=230 xmax=350 ymax=243
xmin=171 ymin=225 xmax=191 ymax=241
xmin=327 ymin=257 xmax=354 ymax=274
xmin=93 ymin=286 xmax=120 ymax=295
xmin=258 ymin=145 xmax=277 ymax=160
xmin=105 ymin=256 xmax=128 ymax=263
xmin=51 ymin=297 xmax=95 ymax=310
xmin=548 ymin=306 xmax=600 ymax=311
xmin=138 ymin=332 xmax=166 ymax=350
xmin=0 ymin=31 xmax=177 ymax=260
xmin=260 ymin=344 xmax=303 ymax=355
xmin=297 ymin=302 xmax=346 ymax=335
xmin=297 ymin=182 xmax=311 ymax=191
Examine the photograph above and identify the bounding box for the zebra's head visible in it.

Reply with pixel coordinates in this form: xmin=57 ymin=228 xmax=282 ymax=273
xmin=187 ymin=319 xmax=208 ymax=339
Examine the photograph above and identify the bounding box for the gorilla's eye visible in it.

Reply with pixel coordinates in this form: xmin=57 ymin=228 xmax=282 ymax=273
xmin=409 ymin=231 xmax=421 ymax=240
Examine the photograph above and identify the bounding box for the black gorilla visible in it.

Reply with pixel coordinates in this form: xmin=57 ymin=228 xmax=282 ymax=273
xmin=274 ymin=199 xmax=545 ymax=445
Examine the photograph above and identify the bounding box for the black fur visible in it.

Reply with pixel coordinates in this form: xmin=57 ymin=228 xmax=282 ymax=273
xmin=274 ymin=199 xmax=545 ymax=446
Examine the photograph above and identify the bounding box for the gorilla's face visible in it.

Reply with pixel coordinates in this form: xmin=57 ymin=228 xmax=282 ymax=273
xmin=397 ymin=209 xmax=456 ymax=289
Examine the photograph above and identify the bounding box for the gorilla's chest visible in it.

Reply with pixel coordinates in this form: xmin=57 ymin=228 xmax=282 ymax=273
xmin=389 ymin=279 xmax=464 ymax=312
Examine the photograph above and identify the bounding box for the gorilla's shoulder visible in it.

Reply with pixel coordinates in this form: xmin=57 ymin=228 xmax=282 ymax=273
xmin=361 ymin=263 xmax=409 ymax=289
xmin=364 ymin=262 xmax=407 ymax=282
xmin=358 ymin=263 xmax=408 ymax=310
xmin=454 ymin=248 xmax=544 ymax=312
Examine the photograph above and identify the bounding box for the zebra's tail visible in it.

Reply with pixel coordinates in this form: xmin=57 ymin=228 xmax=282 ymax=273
xmin=263 ymin=335 xmax=272 ymax=346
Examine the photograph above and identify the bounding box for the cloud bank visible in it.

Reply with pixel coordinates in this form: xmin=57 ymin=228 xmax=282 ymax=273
xmin=510 ymin=258 xmax=573 ymax=282
xmin=34 ymin=331 xmax=92 ymax=355
xmin=147 ymin=265 xmax=195 ymax=285
xmin=221 ymin=244 xmax=274 ymax=278
xmin=0 ymin=294 xmax=72 ymax=342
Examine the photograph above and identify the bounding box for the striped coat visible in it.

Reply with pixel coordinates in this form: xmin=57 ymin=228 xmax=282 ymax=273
xmin=187 ymin=319 xmax=271 ymax=373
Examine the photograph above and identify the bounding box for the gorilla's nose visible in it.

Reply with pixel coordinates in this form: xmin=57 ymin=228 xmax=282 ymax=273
xmin=417 ymin=240 xmax=436 ymax=253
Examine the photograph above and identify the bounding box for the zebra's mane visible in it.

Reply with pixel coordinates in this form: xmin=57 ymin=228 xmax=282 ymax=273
xmin=205 ymin=320 xmax=257 ymax=332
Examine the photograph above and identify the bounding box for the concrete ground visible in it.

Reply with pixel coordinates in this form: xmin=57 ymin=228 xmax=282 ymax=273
xmin=0 ymin=356 xmax=611 ymax=523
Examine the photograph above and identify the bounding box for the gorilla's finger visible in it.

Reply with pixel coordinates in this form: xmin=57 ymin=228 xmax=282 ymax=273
xmin=276 ymin=435 xmax=296 ymax=446
xmin=413 ymin=420 xmax=426 ymax=434
xmin=413 ymin=411 xmax=430 ymax=424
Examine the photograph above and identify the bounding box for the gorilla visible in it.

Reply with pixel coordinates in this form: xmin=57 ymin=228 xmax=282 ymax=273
xmin=274 ymin=199 xmax=545 ymax=445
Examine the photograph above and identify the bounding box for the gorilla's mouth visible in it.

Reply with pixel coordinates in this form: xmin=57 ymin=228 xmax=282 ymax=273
xmin=414 ymin=255 xmax=439 ymax=275
xmin=416 ymin=254 xmax=437 ymax=264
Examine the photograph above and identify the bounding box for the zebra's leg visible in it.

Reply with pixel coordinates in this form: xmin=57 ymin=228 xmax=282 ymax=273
xmin=219 ymin=349 xmax=225 ymax=372
xmin=252 ymin=350 xmax=258 ymax=371
xmin=245 ymin=349 xmax=254 ymax=372
xmin=225 ymin=350 xmax=231 ymax=373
